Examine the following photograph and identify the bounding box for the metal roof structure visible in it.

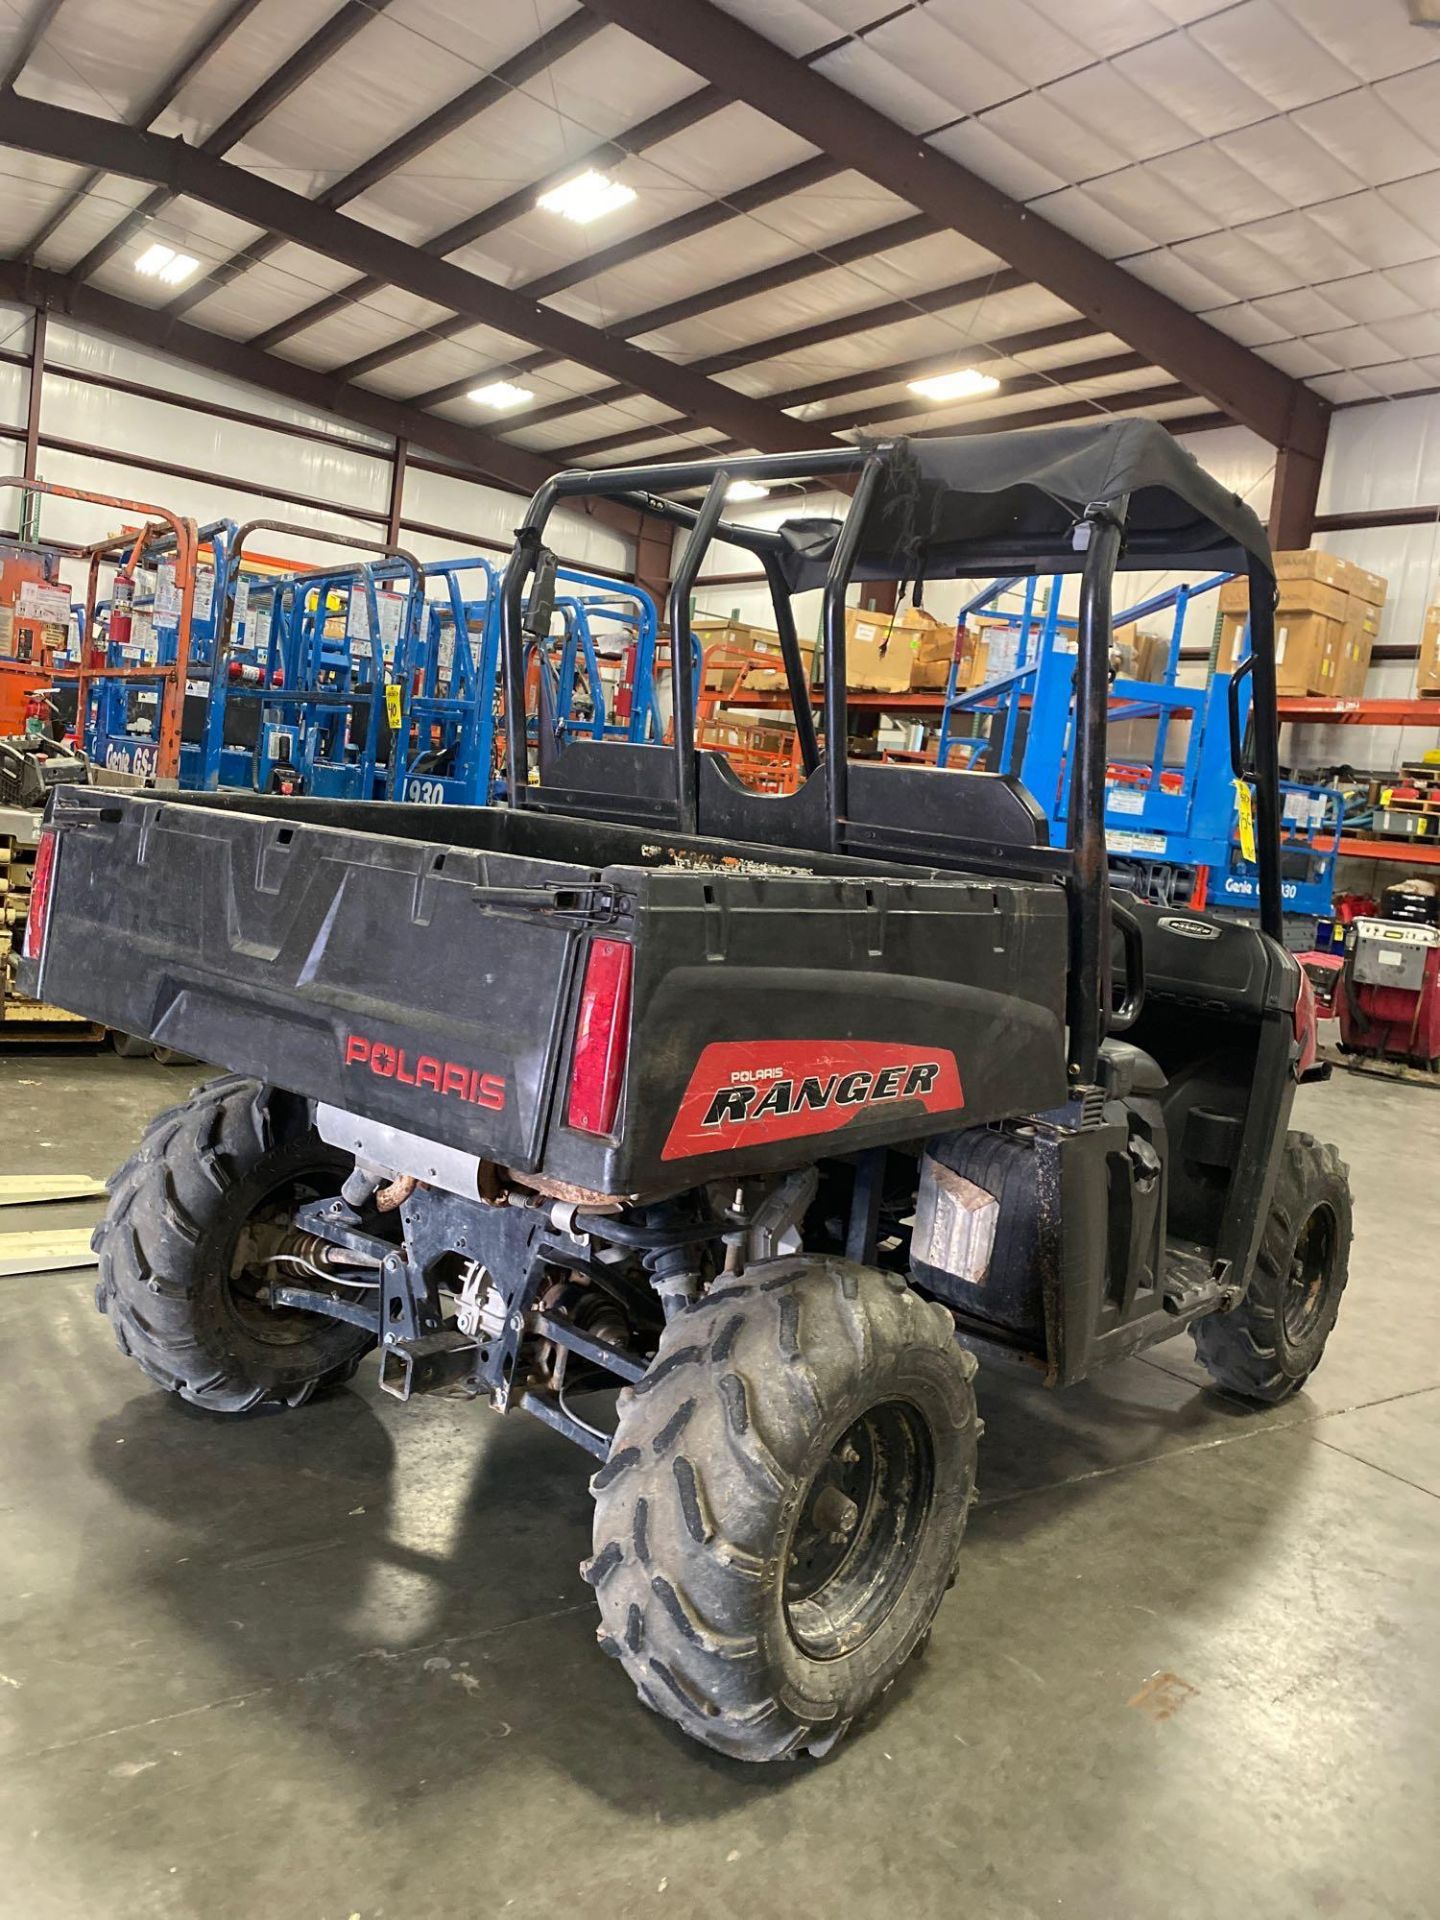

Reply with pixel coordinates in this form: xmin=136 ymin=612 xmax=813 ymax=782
xmin=2 ymin=0 xmax=1437 ymax=537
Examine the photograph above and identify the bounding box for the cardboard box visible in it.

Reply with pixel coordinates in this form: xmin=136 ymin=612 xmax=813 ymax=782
xmin=843 ymin=605 xmax=950 ymax=692
xmin=1268 ymin=548 xmax=1388 ymax=607
xmin=1219 ymin=575 xmax=1349 ymax=624
xmin=1420 ymin=605 xmax=1440 ymax=696
xmin=1339 ymin=560 xmax=1388 ymax=608
xmin=1345 ymin=592 xmax=1383 ymax=641
xmin=1219 ymin=609 xmax=1342 ymax=695
xmin=1112 ymin=628 xmax=1167 ymax=682
xmin=1333 ymin=594 xmax=1380 ymax=700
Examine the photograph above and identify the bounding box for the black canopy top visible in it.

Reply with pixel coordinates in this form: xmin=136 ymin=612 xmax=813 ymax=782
xmin=770 ymin=418 xmax=1274 ymax=590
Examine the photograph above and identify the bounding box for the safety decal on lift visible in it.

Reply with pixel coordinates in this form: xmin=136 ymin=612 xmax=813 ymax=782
xmin=662 ymin=1040 xmax=964 ymax=1161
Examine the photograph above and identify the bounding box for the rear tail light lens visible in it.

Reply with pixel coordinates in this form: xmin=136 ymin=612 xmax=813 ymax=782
xmin=567 ymin=937 xmax=633 ymax=1135
xmin=22 ymin=830 xmax=57 ymax=962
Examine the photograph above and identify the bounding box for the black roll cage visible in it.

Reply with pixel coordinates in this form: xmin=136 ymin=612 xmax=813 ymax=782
xmin=498 ymin=442 xmax=1285 ymax=1086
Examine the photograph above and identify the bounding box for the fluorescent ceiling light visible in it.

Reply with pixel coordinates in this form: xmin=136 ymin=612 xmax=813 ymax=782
xmin=725 ymin=480 xmax=770 ymax=503
xmin=133 ymin=242 xmax=199 ymax=285
xmin=908 ymin=367 xmax=1001 ymax=403
xmin=468 ymin=380 xmax=535 ymax=411
xmin=536 ymin=169 xmax=637 ymax=224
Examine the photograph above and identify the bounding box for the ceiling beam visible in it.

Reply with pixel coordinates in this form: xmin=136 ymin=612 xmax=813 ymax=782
xmin=565 ymin=379 xmax=1204 ymax=471
xmin=330 ymin=152 xmax=843 ymax=385
xmin=65 ymin=0 xmax=400 ymax=287
xmin=1 ymin=0 xmax=64 ymax=91
xmin=832 ymin=351 xmax=1154 ymax=436
xmin=0 ymin=260 xmax=640 ymax=537
xmin=165 ymin=9 xmax=607 ymax=320
xmin=244 ymin=82 xmax=726 ymax=353
xmin=18 ymin=0 xmax=266 ymax=259
xmin=548 ymin=349 xmax=1157 ymax=464
xmin=906 ymin=384 xmax=1197 ymax=443
xmin=0 ymin=91 xmax=827 ymax=455
xmin=685 ymin=267 xmax=1030 ymax=376
xmin=760 ymin=318 xmax=1100 ymax=412
xmin=577 ymin=0 xmax=1330 ymax=456
xmin=481 ymin=313 xmax=1092 ymax=441
xmin=402 ymin=219 xmax=992 ymax=418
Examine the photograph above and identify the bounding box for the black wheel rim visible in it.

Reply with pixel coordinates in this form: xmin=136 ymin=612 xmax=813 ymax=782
xmin=1282 ymin=1203 xmax=1337 ymax=1345
xmin=783 ymin=1400 xmax=934 ymax=1661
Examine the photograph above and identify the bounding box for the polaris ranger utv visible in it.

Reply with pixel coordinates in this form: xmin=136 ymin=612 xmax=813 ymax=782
xmin=20 ymin=422 xmax=1351 ymax=1761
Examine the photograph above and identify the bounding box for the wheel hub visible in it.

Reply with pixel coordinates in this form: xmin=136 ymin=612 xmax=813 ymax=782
xmin=1282 ymin=1205 xmax=1336 ymax=1345
xmin=783 ymin=1400 xmax=935 ymax=1661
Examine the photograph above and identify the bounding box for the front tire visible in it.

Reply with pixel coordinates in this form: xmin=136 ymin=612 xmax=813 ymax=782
xmin=1192 ymin=1131 xmax=1352 ymax=1404
xmin=585 ymin=1256 xmax=978 ymax=1761
xmin=93 ymin=1075 xmax=374 ymax=1413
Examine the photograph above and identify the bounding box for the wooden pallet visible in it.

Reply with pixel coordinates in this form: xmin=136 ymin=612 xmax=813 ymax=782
xmin=1320 ymin=1043 xmax=1440 ymax=1089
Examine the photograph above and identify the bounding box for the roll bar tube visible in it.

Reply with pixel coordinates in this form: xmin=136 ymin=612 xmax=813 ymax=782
xmin=1243 ymin=556 xmax=1285 ymax=942
xmin=1066 ymin=506 xmax=1126 ymax=1086
xmin=761 ymin=547 xmax=821 ymax=776
xmin=822 ymin=454 xmax=887 ymax=853
xmin=667 ymin=473 xmax=733 ymax=833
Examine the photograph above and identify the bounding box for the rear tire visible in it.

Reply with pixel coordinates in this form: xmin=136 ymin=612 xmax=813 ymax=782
xmin=585 ymin=1256 xmax=978 ymax=1761
xmin=1192 ymin=1131 xmax=1351 ymax=1405
xmin=93 ymin=1075 xmax=374 ymax=1413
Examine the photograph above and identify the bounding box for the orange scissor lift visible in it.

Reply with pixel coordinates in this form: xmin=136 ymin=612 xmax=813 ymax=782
xmin=692 ymin=638 xmax=806 ymax=794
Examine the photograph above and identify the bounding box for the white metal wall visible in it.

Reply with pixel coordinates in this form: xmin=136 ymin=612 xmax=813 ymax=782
xmin=0 ymin=302 xmax=636 ymax=581
xmin=1304 ymin=393 xmax=1440 ymax=768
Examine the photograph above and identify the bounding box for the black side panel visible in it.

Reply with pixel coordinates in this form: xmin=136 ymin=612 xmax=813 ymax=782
xmin=32 ymin=793 xmax=590 ymax=1171
xmin=548 ymin=869 xmax=1070 ymax=1194
xmin=30 ymin=788 xmax=1072 ymax=1197
xmin=846 ymin=761 xmax=1049 ymax=849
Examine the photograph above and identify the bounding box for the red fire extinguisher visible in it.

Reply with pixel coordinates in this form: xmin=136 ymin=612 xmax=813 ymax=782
xmin=106 ymin=566 xmax=135 ymax=661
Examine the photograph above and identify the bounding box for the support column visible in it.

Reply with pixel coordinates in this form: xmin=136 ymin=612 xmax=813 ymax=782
xmin=386 ymin=435 xmax=407 ymax=549
xmin=633 ymin=509 xmax=672 ymax=605
xmin=1268 ymin=426 xmax=1328 ymax=554
xmin=21 ymin=305 xmax=45 ymax=541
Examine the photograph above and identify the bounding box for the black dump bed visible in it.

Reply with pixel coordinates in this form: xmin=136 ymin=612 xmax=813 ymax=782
xmin=25 ymin=788 xmax=1070 ymax=1196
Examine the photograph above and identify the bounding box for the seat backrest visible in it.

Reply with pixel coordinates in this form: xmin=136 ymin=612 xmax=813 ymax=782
xmin=535 ymin=741 xmax=1053 ymax=867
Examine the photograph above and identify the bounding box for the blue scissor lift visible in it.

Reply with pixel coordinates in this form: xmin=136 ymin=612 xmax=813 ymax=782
xmin=223 ymin=558 xmax=422 ymax=798
xmin=389 ymin=568 xmax=661 ymax=806
xmin=936 ymin=573 xmax=1341 ymax=920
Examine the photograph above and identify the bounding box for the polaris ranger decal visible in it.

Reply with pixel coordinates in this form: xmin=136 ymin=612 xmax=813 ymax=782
xmin=663 ymin=1040 xmax=963 ymax=1160
xmin=343 ymin=1033 xmax=505 ymax=1109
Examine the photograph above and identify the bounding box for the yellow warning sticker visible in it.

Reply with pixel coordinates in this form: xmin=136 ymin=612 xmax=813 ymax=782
xmin=385 ymin=682 xmax=403 ymax=730
xmin=1234 ymin=777 xmax=1257 ymax=864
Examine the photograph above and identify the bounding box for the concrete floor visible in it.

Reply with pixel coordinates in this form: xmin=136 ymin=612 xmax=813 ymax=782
xmin=0 ymin=1053 xmax=1437 ymax=1920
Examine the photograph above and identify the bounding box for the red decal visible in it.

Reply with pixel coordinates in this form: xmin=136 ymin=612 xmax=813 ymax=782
xmin=343 ymin=1034 xmax=506 ymax=1110
xmin=662 ymin=1040 xmax=963 ymax=1161
xmin=473 ymin=1072 xmax=506 ymax=1112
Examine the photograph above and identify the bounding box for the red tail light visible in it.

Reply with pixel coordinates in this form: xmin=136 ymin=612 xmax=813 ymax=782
xmin=23 ymin=830 xmax=57 ymax=963
xmin=567 ymin=938 xmax=633 ymax=1135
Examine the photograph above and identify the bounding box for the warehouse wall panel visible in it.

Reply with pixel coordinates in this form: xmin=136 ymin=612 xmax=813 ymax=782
xmin=1319 ymin=394 xmax=1440 ymax=519
xmin=42 ymin=321 xmax=389 ymax=451
xmin=0 ymin=359 xmax=25 ymax=432
xmin=404 ymin=458 xmax=632 ymax=576
xmin=40 ymin=371 xmax=392 ymax=515
xmin=28 ymin=444 xmax=387 ymax=571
